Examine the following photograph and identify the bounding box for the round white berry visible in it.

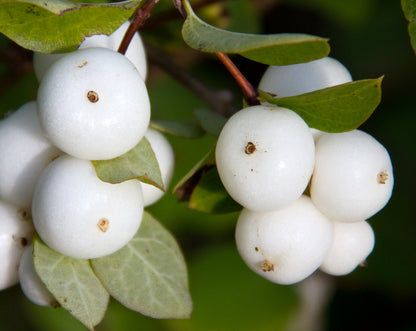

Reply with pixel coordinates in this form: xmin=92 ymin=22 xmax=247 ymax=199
xmin=37 ymin=47 xmax=150 ymax=160
xmin=0 ymin=200 xmax=34 ymax=290
xmin=32 ymin=155 xmax=144 ymax=259
xmin=141 ymin=128 xmax=175 ymax=207
xmin=18 ymin=245 xmax=56 ymax=307
xmin=0 ymin=101 xmax=61 ymax=207
xmin=33 ymin=21 xmax=147 ymax=81
xmin=258 ymin=56 xmax=352 ymax=98
xmin=310 ymin=130 xmax=394 ymax=222
xmin=235 ymin=196 xmax=333 ymax=285
xmin=215 ymin=105 xmax=315 ymax=212
xmin=320 ymin=220 xmax=375 ymax=276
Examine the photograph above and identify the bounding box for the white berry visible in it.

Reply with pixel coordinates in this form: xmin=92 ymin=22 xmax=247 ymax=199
xmin=0 ymin=200 xmax=34 ymax=290
xmin=32 ymin=155 xmax=144 ymax=259
xmin=33 ymin=21 xmax=147 ymax=81
xmin=310 ymin=130 xmax=394 ymax=222
xmin=0 ymin=101 xmax=61 ymax=207
xmin=258 ymin=56 xmax=352 ymax=98
xmin=215 ymin=105 xmax=315 ymax=212
xmin=37 ymin=47 xmax=150 ymax=160
xmin=235 ymin=196 xmax=333 ymax=285
xmin=18 ymin=245 xmax=56 ymax=306
xmin=142 ymin=128 xmax=175 ymax=207
xmin=320 ymin=220 xmax=375 ymax=276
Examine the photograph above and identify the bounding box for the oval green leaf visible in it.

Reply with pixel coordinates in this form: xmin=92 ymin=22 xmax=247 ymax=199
xmin=193 ymin=108 xmax=227 ymax=137
xmin=91 ymin=211 xmax=192 ymax=319
xmin=33 ymin=237 xmax=109 ymax=330
xmin=189 ymin=167 xmax=242 ymax=214
xmin=402 ymin=0 xmax=416 ymax=53
xmin=92 ymin=137 xmax=164 ymax=190
xmin=150 ymin=119 xmax=205 ymax=138
xmin=259 ymin=77 xmax=383 ymax=132
xmin=0 ymin=0 xmax=143 ymax=53
xmin=181 ymin=0 xmax=330 ymax=65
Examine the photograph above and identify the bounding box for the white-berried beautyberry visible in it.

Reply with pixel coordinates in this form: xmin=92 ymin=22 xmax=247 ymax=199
xmin=320 ymin=220 xmax=375 ymax=276
xmin=310 ymin=130 xmax=394 ymax=222
xmin=142 ymin=128 xmax=175 ymax=207
xmin=18 ymin=245 xmax=56 ymax=307
xmin=33 ymin=21 xmax=147 ymax=81
xmin=37 ymin=47 xmax=150 ymax=160
xmin=0 ymin=200 xmax=34 ymax=290
xmin=235 ymin=196 xmax=333 ymax=285
xmin=215 ymin=105 xmax=315 ymax=212
xmin=32 ymin=155 xmax=144 ymax=259
xmin=258 ymin=57 xmax=352 ymax=98
xmin=0 ymin=101 xmax=61 ymax=207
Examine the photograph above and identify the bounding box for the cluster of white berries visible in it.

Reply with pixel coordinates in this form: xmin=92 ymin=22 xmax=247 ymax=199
xmin=0 ymin=22 xmax=174 ymax=305
xmin=216 ymin=57 xmax=394 ymax=285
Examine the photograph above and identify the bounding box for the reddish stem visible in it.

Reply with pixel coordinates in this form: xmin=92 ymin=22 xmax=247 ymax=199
xmin=118 ymin=0 xmax=159 ymax=55
xmin=215 ymin=52 xmax=260 ymax=106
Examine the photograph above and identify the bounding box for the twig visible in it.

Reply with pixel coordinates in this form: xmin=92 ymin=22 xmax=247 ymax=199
xmin=118 ymin=0 xmax=160 ymax=54
xmin=215 ymin=52 xmax=260 ymax=106
xmin=146 ymin=42 xmax=235 ymax=116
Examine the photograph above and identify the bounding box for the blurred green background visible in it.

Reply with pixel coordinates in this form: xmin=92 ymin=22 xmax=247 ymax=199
xmin=1 ymin=0 xmax=415 ymax=330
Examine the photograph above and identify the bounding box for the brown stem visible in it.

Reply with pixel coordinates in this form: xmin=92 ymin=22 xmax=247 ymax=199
xmin=146 ymin=42 xmax=235 ymax=116
xmin=118 ymin=0 xmax=159 ymax=55
xmin=215 ymin=52 xmax=260 ymax=106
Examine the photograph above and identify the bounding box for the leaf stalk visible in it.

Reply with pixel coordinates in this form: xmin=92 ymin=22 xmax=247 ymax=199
xmin=215 ymin=52 xmax=260 ymax=106
xmin=118 ymin=0 xmax=159 ymax=55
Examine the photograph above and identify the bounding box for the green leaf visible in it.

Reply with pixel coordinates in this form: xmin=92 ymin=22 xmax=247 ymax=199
xmin=172 ymin=146 xmax=215 ymax=201
xmin=259 ymin=77 xmax=383 ymax=132
xmin=189 ymin=167 xmax=242 ymax=214
xmin=181 ymin=0 xmax=330 ymax=65
xmin=0 ymin=0 xmax=143 ymax=53
xmin=33 ymin=237 xmax=109 ymax=330
xmin=150 ymin=119 xmax=205 ymax=138
xmin=402 ymin=0 xmax=416 ymax=53
xmin=193 ymin=108 xmax=227 ymax=137
xmin=92 ymin=137 xmax=164 ymax=190
xmin=91 ymin=211 xmax=192 ymax=319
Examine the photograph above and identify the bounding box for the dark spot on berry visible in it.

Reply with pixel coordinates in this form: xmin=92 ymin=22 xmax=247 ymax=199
xmin=87 ymin=90 xmax=99 ymax=103
xmin=260 ymin=260 xmax=274 ymax=272
xmin=377 ymin=171 xmax=389 ymax=184
xmin=245 ymin=142 xmax=256 ymax=155
xmin=77 ymin=61 xmax=88 ymax=68
xmin=98 ymin=218 xmax=109 ymax=232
